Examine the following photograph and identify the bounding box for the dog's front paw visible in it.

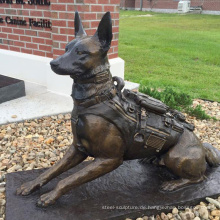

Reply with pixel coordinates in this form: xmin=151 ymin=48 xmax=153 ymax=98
xmin=17 ymin=180 xmax=40 ymax=196
xmin=37 ymin=191 xmax=58 ymax=207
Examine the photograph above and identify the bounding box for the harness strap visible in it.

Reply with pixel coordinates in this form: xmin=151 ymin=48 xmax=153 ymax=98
xmin=75 ymin=88 xmax=117 ymax=108
xmin=74 ymin=70 xmax=111 ymax=84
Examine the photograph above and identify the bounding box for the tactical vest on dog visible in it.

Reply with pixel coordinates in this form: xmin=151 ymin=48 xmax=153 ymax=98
xmin=72 ymin=87 xmax=194 ymax=154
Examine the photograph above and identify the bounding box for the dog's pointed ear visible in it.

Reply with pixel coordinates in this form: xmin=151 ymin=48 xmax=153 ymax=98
xmin=75 ymin=11 xmax=87 ymax=37
xmin=93 ymin=12 xmax=112 ymax=52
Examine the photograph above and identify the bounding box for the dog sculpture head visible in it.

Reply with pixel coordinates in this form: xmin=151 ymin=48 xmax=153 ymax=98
xmin=50 ymin=12 xmax=113 ymax=79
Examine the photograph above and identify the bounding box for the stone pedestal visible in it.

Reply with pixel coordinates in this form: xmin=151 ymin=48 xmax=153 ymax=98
xmin=6 ymin=160 xmax=220 ymax=220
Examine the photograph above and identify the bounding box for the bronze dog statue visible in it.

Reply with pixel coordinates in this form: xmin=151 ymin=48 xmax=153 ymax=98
xmin=17 ymin=12 xmax=220 ymax=207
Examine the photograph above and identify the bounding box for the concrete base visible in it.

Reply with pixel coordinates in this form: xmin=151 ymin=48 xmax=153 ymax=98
xmin=0 ymin=50 xmax=125 ymax=96
xmin=0 ymin=75 xmax=25 ymax=104
xmin=0 ymin=81 xmax=73 ymax=125
xmin=6 ymin=160 xmax=220 ymax=220
xmin=125 ymin=8 xmax=220 ymax=15
xmin=135 ymin=8 xmax=178 ymax=13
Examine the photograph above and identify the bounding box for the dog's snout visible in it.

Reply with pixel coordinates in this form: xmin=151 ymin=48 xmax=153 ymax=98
xmin=50 ymin=60 xmax=59 ymax=68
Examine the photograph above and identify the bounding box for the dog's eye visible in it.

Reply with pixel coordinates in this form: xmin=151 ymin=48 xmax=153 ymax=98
xmin=77 ymin=51 xmax=83 ymax=55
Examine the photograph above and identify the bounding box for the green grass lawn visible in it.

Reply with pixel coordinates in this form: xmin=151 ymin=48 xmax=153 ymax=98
xmin=118 ymin=10 xmax=220 ymax=102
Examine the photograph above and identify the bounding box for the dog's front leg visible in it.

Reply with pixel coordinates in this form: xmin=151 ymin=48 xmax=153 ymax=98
xmin=37 ymin=157 xmax=123 ymax=207
xmin=17 ymin=144 xmax=87 ymax=196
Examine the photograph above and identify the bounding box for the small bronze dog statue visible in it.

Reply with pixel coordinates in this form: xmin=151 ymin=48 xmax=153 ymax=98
xmin=17 ymin=12 xmax=220 ymax=207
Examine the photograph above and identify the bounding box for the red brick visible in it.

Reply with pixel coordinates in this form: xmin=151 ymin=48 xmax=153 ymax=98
xmin=30 ymin=11 xmax=43 ymax=17
xmin=60 ymin=28 xmax=74 ymax=35
xmin=60 ymin=42 xmax=66 ymax=49
xmin=60 ymin=0 xmax=74 ymax=3
xmin=25 ymin=30 xmax=37 ymax=36
xmin=44 ymin=11 xmax=51 ymax=17
xmin=113 ymin=26 xmax=119 ymax=33
xmin=53 ymin=41 xmax=59 ymax=48
xmin=53 ymin=34 xmax=67 ymax=42
xmin=22 ymin=4 xmax=36 ymax=9
xmin=32 ymin=37 xmax=45 ymax=44
xmin=52 ymin=27 xmax=59 ymax=34
xmin=111 ymin=12 xmax=119 ymax=19
xmin=82 ymin=21 xmax=90 ymax=28
xmin=108 ymin=53 xmax=118 ymax=59
xmin=26 ymin=43 xmax=38 ymax=49
xmin=4 ymin=9 xmax=17 ymax=15
xmin=8 ymin=34 xmax=20 ymax=41
xmin=36 ymin=5 xmax=50 ymax=11
xmin=53 ymin=49 xmax=65 ymax=56
xmin=38 ymin=32 xmax=51 ymax=38
xmin=59 ymin=12 xmax=74 ymax=20
xmin=113 ymin=47 xmax=118 ymax=53
xmin=3 ymin=39 xmax=13 ymax=45
xmin=91 ymin=5 xmax=103 ymax=12
xmin=51 ymin=12 xmax=58 ymax=19
xmin=68 ymin=36 xmax=75 ymax=42
xmin=17 ymin=10 xmax=29 ymax=16
xmin=0 ymin=45 xmax=9 ymax=50
xmin=14 ymin=41 xmax=25 ymax=47
xmin=13 ymin=29 xmax=25 ymax=35
xmin=68 ymin=21 xmax=74 ymax=28
xmin=46 ymin=52 xmax=53 ymax=58
xmin=33 ymin=50 xmax=46 ymax=56
xmin=84 ymin=13 xmax=96 ymax=20
xmin=108 ymin=47 xmax=113 ymax=53
xmin=68 ymin=5 xmax=90 ymax=12
xmin=9 ymin=46 xmax=21 ymax=52
xmin=45 ymin=39 xmax=53 ymax=45
xmin=39 ymin=44 xmax=52 ymax=52
xmin=20 ymin=36 xmax=32 ymax=42
xmin=85 ymin=0 xmax=97 ymax=3
xmin=52 ymin=20 xmax=66 ymax=27
xmin=111 ymin=40 xmax=118 ymax=46
xmin=91 ymin=21 xmax=99 ymax=28
xmin=98 ymin=0 xmax=109 ymax=4
xmin=21 ymin=48 xmax=32 ymax=54
xmin=0 ymin=33 xmax=7 ymax=38
xmin=110 ymin=0 xmax=120 ymax=4
xmin=104 ymin=5 xmax=115 ymax=11
xmin=51 ymin=4 xmax=66 ymax=11
xmin=2 ymin=27 xmax=13 ymax=33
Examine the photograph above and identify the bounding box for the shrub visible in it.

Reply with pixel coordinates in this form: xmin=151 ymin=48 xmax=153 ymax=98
xmin=139 ymin=85 xmax=215 ymax=120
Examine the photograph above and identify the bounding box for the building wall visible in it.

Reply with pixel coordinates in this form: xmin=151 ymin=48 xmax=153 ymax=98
xmin=120 ymin=0 xmax=135 ymax=9
xmin=0 ymin=0 xmax=120 ymax=59
xmin=121 ymin=0 xmax=220 ymax=12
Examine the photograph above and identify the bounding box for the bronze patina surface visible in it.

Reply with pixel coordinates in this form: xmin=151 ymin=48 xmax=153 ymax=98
xmin=7 ymin=161 xmax=220 ymax=220
xmin=17 ymin=12 xmax=220 ymax=207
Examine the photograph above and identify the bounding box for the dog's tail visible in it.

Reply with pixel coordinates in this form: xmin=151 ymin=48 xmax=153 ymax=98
xmin=204 ymin=143 xmax=220 ymax=167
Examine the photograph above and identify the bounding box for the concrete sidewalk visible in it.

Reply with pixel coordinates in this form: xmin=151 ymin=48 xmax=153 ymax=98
xmin=0 ymin=81 xmax=139 ymax=125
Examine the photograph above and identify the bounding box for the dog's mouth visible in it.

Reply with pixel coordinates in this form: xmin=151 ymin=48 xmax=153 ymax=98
xmin=50 ymin=60 xmax=71 ymax=76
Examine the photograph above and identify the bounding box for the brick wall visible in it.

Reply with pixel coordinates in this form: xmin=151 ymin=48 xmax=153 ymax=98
xmin=121 ymin=0 xmax=220 ymax=11
xmin=0 ymin=0 xmax=120 ymax=59
xmin=120 ymin=0 xmax=135 ymax=9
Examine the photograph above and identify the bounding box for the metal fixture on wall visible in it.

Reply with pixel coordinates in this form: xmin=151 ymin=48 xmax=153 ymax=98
xmin=140 ymin=0 xmax=143 ymax=11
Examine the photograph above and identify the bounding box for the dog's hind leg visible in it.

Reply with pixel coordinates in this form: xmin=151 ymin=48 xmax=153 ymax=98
xmin=161 ymin=129 xmax=207 ymax=191
xmin=37 ymin=157 xmax=123 ymax=207
xmin=17 ymin=144 xmax=87 ymax=196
